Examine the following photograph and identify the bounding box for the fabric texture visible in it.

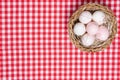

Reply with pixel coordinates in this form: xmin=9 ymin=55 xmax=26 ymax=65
xmin=0 ymin=0 xmax=120 ymax=80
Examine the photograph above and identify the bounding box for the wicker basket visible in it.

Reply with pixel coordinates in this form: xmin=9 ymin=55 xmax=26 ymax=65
xmin=68 ymin=3 xmax=117 ymax=52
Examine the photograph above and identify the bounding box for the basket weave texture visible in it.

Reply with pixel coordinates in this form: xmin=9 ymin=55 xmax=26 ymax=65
xmin=68 ymin=3 xmax=117 ymax=52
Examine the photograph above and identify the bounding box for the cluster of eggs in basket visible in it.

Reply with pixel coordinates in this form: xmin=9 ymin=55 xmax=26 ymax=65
xmin=73 ymin=11 xmax=109 ymax=47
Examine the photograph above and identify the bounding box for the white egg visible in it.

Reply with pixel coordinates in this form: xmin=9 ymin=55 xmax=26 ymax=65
xmin=96 ymin=26 xmax=109 ymax=41
xmin=93 ymin=11 xmax=105 ymax=25
xmin=73 ymin=23 xmax=86 ymax=36
xmin=81 ymin=34 xmax=95 ymax=47
xmin=79 ymin=11 xmax=92 ymax=24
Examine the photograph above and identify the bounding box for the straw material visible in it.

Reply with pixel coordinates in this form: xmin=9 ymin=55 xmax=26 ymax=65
xmin=68 ymin=3 xmax=117 ymax=52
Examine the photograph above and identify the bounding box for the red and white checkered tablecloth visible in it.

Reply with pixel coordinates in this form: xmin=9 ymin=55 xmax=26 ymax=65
xmin=0 ymin=0 xmax=120 ymax=80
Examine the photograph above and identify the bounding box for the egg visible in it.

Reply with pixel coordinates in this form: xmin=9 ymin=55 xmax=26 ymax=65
xmin=86 ymin=22 xmax=99 ymax=35
xmin=96 ymin=26 xmax=109 ymax=41
xmin=93 ymin=11 xmax=105 ymax=25
xmin=79 ymin=11 xmax=92 ymax=24
xmin=81 ymin=34 xmax=95 ymax=47
xmin=73 ymin=23 xmax=86 ymax=36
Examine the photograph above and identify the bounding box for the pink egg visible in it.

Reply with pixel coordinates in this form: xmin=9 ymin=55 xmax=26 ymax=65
xmin=96 ymin=26 xmax=109 ymax=41
xmin=86 ymin=22 xmax=99 ymax=35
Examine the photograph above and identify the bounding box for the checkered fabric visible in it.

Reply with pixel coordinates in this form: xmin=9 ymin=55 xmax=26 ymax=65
xmin=0 ymin=0 xmax=120 ymax=80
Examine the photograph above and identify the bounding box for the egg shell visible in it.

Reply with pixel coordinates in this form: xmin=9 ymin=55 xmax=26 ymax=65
xmin=96 ymin=26 xmax=109 ymax=41
xmin=73 ymin=23 xmax=86 ymax=36
xmin=93 ymin=11 xmax=105 ymax=25
xmin=79 ymin=11 xmax=92 ymax=24
xmin=81 ymin=34 xmax=95 ymax=47
xmin=86 ymin=22 xmax=99 ymax=35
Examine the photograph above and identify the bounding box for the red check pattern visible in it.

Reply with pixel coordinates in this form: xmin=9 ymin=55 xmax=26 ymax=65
xmin=0 ymin=0 xmax=120 ymax=80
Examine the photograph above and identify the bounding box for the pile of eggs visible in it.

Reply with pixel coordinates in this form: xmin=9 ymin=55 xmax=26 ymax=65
xmin=73 ymin=11 xmax=109 ymax=47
